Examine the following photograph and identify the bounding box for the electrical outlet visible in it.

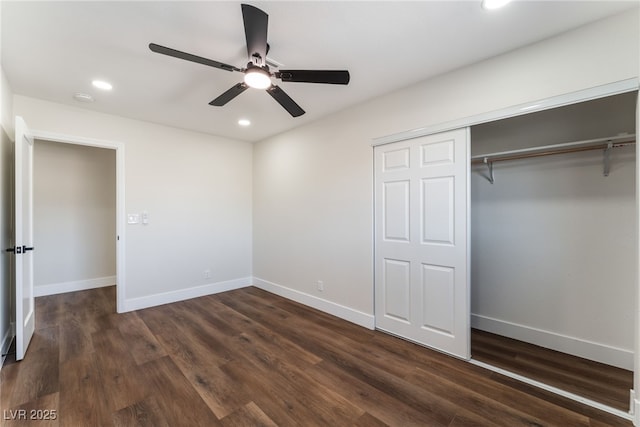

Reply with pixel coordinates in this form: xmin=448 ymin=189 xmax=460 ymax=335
xmin=204 ymin=269 xmax=211 ymax=279
xmin=317 ymin=280 xmax=324 ymax=292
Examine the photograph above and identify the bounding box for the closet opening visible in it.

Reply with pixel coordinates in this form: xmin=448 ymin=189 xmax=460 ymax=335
xmin=469 ymin=91 xmax=637 ymax=412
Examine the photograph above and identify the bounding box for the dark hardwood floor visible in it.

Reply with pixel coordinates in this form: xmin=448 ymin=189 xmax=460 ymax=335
xmin=0 ymin=286 xmax=633 ymax=426
xmin=471 ymin=328 xmax=634 ymax=412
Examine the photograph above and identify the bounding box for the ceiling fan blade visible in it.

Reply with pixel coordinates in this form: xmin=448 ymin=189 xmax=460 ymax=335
xmin=149 ymin=43 xmax=241 ymax=72
xmin=209 ymin=83 xmax=249 ymax=106
xmin=266 ymin=85 xmax=305 ymax=117
xmin=275 ymin=70 xmax=350 ymax=85
xmin=241 ymin=4 xmax=268 ymax=66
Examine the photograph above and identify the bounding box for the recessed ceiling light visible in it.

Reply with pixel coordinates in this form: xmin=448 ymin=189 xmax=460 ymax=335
xmin=238 ymin=119 xmax=251 ymax=126
xmin=482 ymin=0 xmax=512 ymax=10
xmin=92 ymin=79 xmax=113 ymax=90
xmin=73 ymin=92 xmax=94 ymax=103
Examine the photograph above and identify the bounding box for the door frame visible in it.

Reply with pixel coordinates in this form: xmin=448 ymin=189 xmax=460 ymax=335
xmin=371 ymin=78 xmax=640 ymax=422
xmin=29 ymin=130 xmax=126 ymax=313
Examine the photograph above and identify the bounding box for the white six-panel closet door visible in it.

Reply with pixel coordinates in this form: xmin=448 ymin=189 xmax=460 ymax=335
xmin=374 ymin=128 xmax=470 ymax=359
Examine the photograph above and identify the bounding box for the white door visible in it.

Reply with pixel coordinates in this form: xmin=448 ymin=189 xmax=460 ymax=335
xmin=374 ymin=128 xmax=470 ymax=359
xmin=14 ymin=116 xmax=35 ymax=360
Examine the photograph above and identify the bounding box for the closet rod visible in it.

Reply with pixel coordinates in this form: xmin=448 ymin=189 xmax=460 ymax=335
xmin=471 ymin=134 xmax=635 ymax=183
xmin=470 ymin=141 xmax=634 ymax=165
xmin=470 ymin=134 xmax=635 ymax=164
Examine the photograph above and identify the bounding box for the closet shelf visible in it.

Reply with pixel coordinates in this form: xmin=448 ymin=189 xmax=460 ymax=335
xmin=471 ymin=134 xmax=636 ymax=184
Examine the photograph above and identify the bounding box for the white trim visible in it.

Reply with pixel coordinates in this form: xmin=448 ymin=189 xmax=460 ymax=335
xmin=469 ymin=359 xmax=634 ymax=422
xmin=122 ymin=277 xmax=251 ymax=312
xmin=372 ymin=78 xmax=639 ymax=147
xmin=472 ymin=313 xmax=634 ymax=371
xmin=34 ymin=276 xmax=116 ymax=297
xmin=634 ymin=395 xmax=639 ymax=426
xmin=28 ymin=129 xmax=126 ymax=314
xmin=29 ymin=131 xmax=121 ymax=150
xmin=252 ymin=277 xmax=375 ymax=329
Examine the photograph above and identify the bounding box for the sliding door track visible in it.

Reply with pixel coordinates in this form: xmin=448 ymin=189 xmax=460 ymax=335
xmin=468 ymin=358 xmax=634 ymax=421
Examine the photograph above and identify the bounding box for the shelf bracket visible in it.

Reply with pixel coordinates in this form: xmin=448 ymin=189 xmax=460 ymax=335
xmin=484 ymin=157 xmax=494 ymax=184
xmin=603 ymin=142 xmax=612 ymax=177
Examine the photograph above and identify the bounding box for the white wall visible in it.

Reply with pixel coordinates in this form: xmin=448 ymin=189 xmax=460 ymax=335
xmin=33 ymin=140 xmax=116 ymax=295
xmin=1 ymin=69 xmax=13 ymax=140
xmin=470 ymin=93 xmax=637 ymax=369
xmin=13 ymin=96 xmax=253 ymax=310
xmin=0 ymin=66 xmax=14 ymax=364
xmin=252 ymin=117 xmax=375 ymax=322
xmin=252 ymin=10 xmax=639 ymax=328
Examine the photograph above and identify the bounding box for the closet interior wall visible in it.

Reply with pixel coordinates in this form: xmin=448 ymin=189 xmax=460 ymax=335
xmin=470 ymin=92 xmax=637 ymax=370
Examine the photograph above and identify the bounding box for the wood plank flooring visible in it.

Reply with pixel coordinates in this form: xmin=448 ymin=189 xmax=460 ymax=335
xmin=0 ymin=286 xmax=633 ymax=426
xmin=471 ymin=328 xmax=634 ymax=412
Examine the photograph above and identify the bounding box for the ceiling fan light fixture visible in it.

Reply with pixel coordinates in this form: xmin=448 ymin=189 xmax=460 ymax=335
xmin=244 ymin=68 xmax=271 ymax=89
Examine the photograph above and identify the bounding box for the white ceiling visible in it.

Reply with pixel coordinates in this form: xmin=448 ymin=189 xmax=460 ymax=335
xmin=2 ymin=1 xmax=637 ymax=143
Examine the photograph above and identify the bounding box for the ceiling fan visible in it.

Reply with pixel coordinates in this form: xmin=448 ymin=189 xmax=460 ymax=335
xmin=149 ymin=3 xmax=350 ymax=117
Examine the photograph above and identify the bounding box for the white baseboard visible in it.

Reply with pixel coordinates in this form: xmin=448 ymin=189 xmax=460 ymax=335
xmin=252 ymin=277 xmax=375 ymax=330
xmin=35 ymin=275 xmax=116 ymax=297
xmin=122 ymin=277 xmax=252 ymax=312
xmin=471 ymin=313 xmax=634 ymax=370
xmin=634 ymin=395 xmax=639 ymax=426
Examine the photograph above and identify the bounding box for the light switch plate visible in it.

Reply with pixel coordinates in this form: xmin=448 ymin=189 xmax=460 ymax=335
xmin=127 ymin=213 xmax=140 ymax=224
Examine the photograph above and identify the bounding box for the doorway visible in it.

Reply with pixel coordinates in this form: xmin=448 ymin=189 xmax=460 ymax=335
xmin=469 ymin=92 xmax=637 ymax=412
xmin=33 ymin=140 xmax=116 ymax=298
xmin=7 ymin=121 xmax=125 ymax=362
xmin=28 ymin=130 xmax=126 ymax=314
